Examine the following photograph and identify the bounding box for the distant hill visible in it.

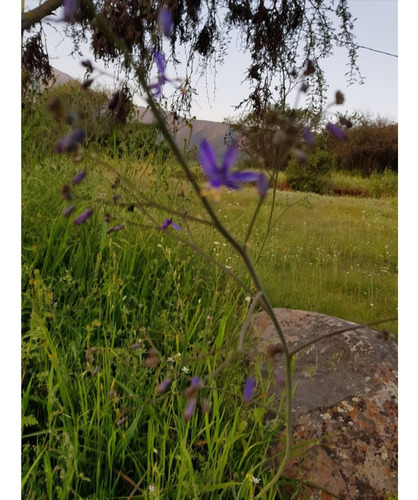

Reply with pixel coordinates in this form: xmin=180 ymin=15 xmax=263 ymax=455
xmin=49 ymin=68 xmax=234 ymax=158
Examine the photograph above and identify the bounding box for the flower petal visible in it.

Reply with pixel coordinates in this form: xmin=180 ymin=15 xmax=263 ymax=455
xmin=221 ymin=144 xmax=238 ymax=174
xmin=73 ymin=208 xmax=93 ymax=226
xmin=326 ymin=122 xmax=348 ymax=141
xmin=199 ymin=140 xmax=219 ymax=177
xmin=243 ymin=376 xmax=255 ymax=403
xmin=228 ymin=171 xmax=259 ymax=184
xmin=153 ymin=50 xmax=165 ymax=75
xmin=158 ymin=7 xmax=173 ymax=37
xmin=257 ymin=173 xmax=269 ymax=198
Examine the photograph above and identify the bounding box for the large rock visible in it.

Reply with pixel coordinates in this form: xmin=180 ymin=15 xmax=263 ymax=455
xmin=250 ymin=308 xmax=397 ymax=499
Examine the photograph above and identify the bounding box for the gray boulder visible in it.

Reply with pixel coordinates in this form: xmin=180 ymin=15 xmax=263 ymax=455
xmin=250 ymin=308 xmax=397 ymax=499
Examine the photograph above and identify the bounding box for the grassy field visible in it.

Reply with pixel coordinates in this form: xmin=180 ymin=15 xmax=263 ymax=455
xmin=21 ymin=149 xmax=397 ymax=498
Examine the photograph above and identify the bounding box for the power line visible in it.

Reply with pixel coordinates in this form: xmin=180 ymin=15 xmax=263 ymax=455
xmin=355 ymin=44 xmax=398 ymax=58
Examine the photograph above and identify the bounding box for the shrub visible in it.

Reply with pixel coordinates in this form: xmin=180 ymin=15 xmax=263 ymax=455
xmin=285 ymin=148 xmax=336 ymax=194
xmin=328 ymin=117 xmax=398 ymax=175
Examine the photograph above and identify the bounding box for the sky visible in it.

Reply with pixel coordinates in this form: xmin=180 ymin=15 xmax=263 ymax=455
xmin=34 ymin=0 xmax=398 ymax=123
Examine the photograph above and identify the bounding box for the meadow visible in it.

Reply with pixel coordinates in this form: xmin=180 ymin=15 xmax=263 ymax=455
xmin=22 ymin=132 xmax=397 ymax=498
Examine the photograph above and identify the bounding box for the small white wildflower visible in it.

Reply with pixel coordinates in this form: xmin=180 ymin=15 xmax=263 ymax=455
xmin=246 ymin=473 xmax=260 ymax=484
xmin=148 ymin=485 xmax=155 ymax=492
xmin=225 ymin=265 xmax=232 ymax=269
xmin=214 ymin=241 xmax=220 ymax=245
xmin=181 ymin=366 xmax=190 ymax=373
xmin=167 ymin=357 xmax=175 ymax=362
xmin=175 ymin=352 xmax=182 ymax=358
xmin=245 ymin=296 xmax=251 ymax=303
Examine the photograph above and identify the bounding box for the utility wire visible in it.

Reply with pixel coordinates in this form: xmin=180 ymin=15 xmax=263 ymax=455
xmin=355 ymin=44 xmax=398 ymax=58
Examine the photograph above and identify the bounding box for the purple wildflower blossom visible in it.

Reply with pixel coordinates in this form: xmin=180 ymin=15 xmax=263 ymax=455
xmin=303 ymin=127 xmax=315 ymax=148
xmin=72 ymin=170 xmax=87 ymax=185
xmin=73 ymin=208 xmax=93 ymax=226
xmin=63 ymin=0 xmax=79 ymax=21
xmin=62 ymin=205 xmax=75 ymax=217
xmin=156 ymin=377 xmax=172 ymax=394
xmin=300 ymin=82 xmax=309 ymax=93
xmin=158 ymin=6 xmax=173 ymax=37
xmin=130 ymin=343 xmax=142 ymax=350
xmin=199 ymin=140 xmax=259 ymax=190
xmin=257 ymin=173 xmax=269 ymax=198
xmin=326 ymin=122 xmax=348 ymax=141
xmin=161 ymin=218 xmax=181 ymax=231
xmin=107 ymin=224 xmax=124 ymax=234
xmin=150 ymin=51 xmax=171 ymax=99
xmin=184 ymin=397 xmax=197 ymax=422
xmin=54 ymin=128 xmax=85 ymax=154
xmin=243 ymin=376 xmax=255 ymax=403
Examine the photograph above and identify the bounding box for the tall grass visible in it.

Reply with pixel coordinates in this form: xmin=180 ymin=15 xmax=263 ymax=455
xmin=22 ymin=110 xmax=397 ymax=497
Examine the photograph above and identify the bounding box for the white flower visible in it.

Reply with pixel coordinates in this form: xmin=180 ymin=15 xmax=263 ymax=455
xmin=245 ymin=296 xmax=251 ymax=303
xmin=246 ymin=473 xmax=260 ymax=484
xmin=181 ymin=366 xmax=190 ymax=373
xmin=148 ymin=485 xmax=155 ymax=492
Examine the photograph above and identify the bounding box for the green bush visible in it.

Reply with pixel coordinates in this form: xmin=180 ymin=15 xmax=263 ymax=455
xmin=328 ymin=119 xmax=398 ymax=175
xmin=22 ymin=81 xmax=171 ymax=162
xmin=285 ymin=148 xmax=336 ymax=194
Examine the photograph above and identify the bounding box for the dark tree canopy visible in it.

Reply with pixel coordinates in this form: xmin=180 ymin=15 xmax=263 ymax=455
xmin=22 ymin=0 xmax=362 ymax=114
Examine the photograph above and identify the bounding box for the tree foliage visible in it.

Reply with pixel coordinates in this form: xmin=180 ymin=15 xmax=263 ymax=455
xmin=327 ymin=113 xmax=398 ymax=175
xmin=22 ymin=0 xmax=362 ymax=114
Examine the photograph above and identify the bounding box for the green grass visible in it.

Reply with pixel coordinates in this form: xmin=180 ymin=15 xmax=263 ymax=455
xmin=21 ymin=147 xmax=397 ymax=498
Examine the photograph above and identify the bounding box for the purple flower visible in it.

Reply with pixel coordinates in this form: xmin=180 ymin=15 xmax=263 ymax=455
xmin=156 ymin=377 xmax=172 ymax=394
xmin=158 ymin=7 xmax=173 ymax=37
xmin=72 ymin=170 xmax=87 ymax=185
xmin=199 ymin=140 xmax=259 ymax=190
xmin=130 ymin=342 xmax=142 ymax=350
xmin=62 ymin=205 xmax=75 ymax=217
xmin=257 ymin=173 xmax=269 ymax=198
xmin=184 ymin=397 xmax=197 ymax=422
xmin=73 ymin=208 xmax=93 ymax=226
xmin=191 ymin=376 xmax=200 ymax=388
xmin=63 ymin=0 xmax=79 ymax=21
xmin=161 ymin=218 xmax=181 ymax=231
xmin=300 ymin=82 xmax=309 ymax=93
xmin=303 ymin=127 xmax=315 ymax=149
xmin=92 ymin=366 xmax=99 ymax=376
xmin=107 ymin=224 xmax=124 ymax=234
xmin=243 ymin=376 xmax=255 ymax=403
xmin=326 ymin=122 xmax=348 ymax=141
xmin=150 ymin=51 xmax=171 ymax=99
xmin=54 ymin=128 xmax=85 ymax=154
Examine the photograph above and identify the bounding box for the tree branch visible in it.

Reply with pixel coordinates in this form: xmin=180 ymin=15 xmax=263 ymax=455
xmin=22 ymin=0 xmax=63 ymax=32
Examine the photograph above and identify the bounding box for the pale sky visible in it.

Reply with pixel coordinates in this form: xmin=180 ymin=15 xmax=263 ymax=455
xmin=34 ymin=0 xmax=398 ymax=123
